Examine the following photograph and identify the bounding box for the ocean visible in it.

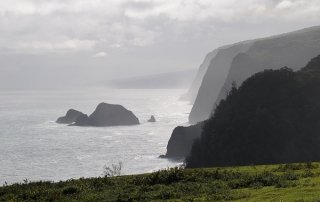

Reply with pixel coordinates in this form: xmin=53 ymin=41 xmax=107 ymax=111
xmin=0 ymin=89 xmax=191 ymax=185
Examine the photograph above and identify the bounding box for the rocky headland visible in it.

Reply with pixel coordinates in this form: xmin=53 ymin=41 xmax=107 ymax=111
xmin=188 ymin=26 xmax=320 ymax=123
xmin=161 ymin=123 xmax=202 ymax=158
xmin=186 ymin=55 xmax=320 ymax=168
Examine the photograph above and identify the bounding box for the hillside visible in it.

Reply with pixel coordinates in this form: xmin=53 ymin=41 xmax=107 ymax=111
xmin=90 ymin=69 xmax=197 ymax=89
xmin=186 ymin=55 xmax=320 ymax=168
xmin=189 ymin=25 xmax=320 ymax=123
xmin=214 ymin=28 xmax=320 ymax=109
xmin=1 ymin=162 xmax=320 ymax=201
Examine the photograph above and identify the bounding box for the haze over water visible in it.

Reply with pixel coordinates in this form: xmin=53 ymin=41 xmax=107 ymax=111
xmin=2 ymin=0 xmax=320 ymax=188
xmin=0 ymin=89 xmax=191 ymax=185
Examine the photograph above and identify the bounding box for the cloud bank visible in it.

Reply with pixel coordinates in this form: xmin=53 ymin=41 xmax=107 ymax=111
xmin=0 ymin=0 xmax=319 ymax=88
xmin=1 ymin=0 xmax=319 ymax=54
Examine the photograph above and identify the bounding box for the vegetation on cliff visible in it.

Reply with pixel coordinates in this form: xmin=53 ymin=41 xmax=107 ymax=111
xmin=189 ymin=26 xmax=320 ymax=123
xmin=186 ymin=55 xmax=320 ymax=168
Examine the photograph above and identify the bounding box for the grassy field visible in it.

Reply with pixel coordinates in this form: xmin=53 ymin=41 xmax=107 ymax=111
xmin=1 ymin=162 xmax=320 ymax=201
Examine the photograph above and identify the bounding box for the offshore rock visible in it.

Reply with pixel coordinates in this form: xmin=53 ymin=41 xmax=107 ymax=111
xmin=56 ymin=109 xmax=84 ymax=124
xmin=73 ymin=102 xmax=140 ymax=127
xmin=148 ymin=115 xmax=156 ymax=122
xmin=73 ymin=114 xmax=89 ymax=126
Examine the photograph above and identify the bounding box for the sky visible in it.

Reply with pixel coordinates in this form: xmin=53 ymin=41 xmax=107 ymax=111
xmin=1 ymin=0 xmax=320 ymax=89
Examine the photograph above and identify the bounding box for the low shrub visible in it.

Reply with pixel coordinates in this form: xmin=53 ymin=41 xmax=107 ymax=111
xmin=62 ymin=186 xmax=80 ymax=195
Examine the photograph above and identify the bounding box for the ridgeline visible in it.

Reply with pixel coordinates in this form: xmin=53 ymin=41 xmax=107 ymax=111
xmin=186 ymin=55 xmax=320 ymax=168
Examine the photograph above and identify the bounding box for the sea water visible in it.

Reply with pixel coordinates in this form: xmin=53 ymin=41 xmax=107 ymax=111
xmin=0 ymin=89 xmax=191 ymax=185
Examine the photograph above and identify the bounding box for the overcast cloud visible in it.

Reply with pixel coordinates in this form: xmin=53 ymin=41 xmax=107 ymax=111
xmin=1 ymin=0 xmax=320 ymax=89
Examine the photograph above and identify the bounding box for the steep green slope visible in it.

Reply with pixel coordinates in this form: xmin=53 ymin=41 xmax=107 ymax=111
xmin=186 ymin=55 xmax=320 ymax=168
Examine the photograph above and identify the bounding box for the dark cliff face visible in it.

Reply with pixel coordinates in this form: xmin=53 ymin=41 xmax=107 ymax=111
xmin=163 ymin=123 xmax=202 ymax=158
xmin=179 ymin=49 xmax=219 ymax=103
xmin=56 ymin=109 xmax=84 ymax=124
xmin=213 ymin=28 xmax=320 ymax=112
xmin=189 ymin=26 xmax=320 ymax=124
xmin=186 ymin=55 xmax=320 ymax=168
xmin=72 ymin=103 xmax=140 ymax=127
xmin=189 ymin=42 xmax=253 ymax=123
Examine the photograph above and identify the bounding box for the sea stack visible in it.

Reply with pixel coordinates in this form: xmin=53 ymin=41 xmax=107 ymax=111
xmin=148 ymin=115 xmax=156 ymax=122
xmin=56 ymin=109 xmax=84 ymax=124
xmin=73 ymin=102 xmax=140 ymax=127
xmin=73 ymin=114 xmax=89 ymax=126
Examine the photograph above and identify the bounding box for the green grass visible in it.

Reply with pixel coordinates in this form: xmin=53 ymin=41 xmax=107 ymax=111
xmin=1 ymin=162 xmax=320 ymax=201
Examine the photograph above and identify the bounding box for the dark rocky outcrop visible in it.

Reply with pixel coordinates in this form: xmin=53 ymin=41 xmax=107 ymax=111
xmin=189 ymin=25 xmax=320 ymax=123
xmin=162 ymin=123 xmax=202 ymax=158
xmin=73 ymin=102 xmax=139 ymax=127
xmin=148 ymin=115 xmax=156 ymax=122
xmin=73 ymin=114 xmax=89 ymax=126
xmin=56 ymin=109 xmax=84 ymax=124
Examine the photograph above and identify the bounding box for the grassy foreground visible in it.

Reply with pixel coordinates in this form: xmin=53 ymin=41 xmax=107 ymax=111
xmin=1 ymin=162 xmax=320 ymax=201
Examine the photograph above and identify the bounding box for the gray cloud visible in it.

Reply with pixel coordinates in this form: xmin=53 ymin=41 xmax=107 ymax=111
xmin=94 ymin=52 xmax=107 ymax=57
xmin=0 ymin=0 xmax=320 ymax=89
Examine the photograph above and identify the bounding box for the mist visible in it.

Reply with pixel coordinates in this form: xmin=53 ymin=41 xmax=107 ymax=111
xmin=1 ymin=0 xmax=320 ymax=89
xmin=3 ymin=1 xmax=320 ymax=197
